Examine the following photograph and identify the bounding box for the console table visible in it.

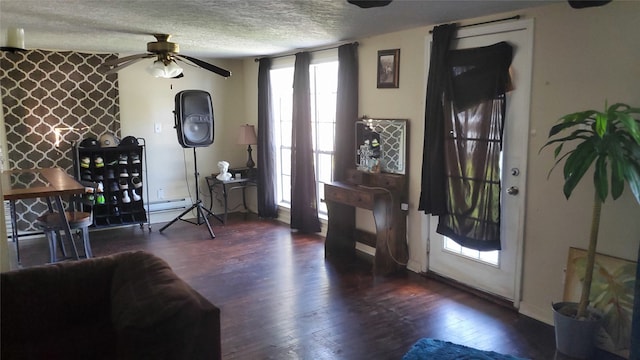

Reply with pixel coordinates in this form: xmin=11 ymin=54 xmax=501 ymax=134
xmin=324 ymin=169 xmax=408 ymax=275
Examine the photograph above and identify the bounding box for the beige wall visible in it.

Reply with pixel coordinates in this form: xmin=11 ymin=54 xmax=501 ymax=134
xmin=519 ymin=1 xmax=640 ymax=323
xmin=116 ymin=57 xmax=251 ymax=223
xmin=1 ymin=1 xmax=638 ymax=323
xmin=238 ymin=1 xmax=640 ymax=324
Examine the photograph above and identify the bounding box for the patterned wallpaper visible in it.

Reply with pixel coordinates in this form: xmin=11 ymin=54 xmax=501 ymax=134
xmin=1 ymin=49 xmax=120 ymax=232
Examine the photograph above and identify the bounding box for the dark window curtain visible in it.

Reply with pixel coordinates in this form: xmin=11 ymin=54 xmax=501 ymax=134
xmin=436 ymin=42 xmax=514 ymax=251
xmin=418 ymin=24 xmax=457 ymax=215
xmin=290 ymin=52 xmax=321 ymax=233
xmin=257 ymin=57 xmax=278 ymax=218
xmin=334 ymin=43 xmax=359 ymax=182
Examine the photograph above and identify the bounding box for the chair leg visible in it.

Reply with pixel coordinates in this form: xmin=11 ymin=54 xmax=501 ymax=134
xmin=54 ymin=229 xmax=68 ymax=258
xmin=81 ymin=227 xmax=92 ymax=258
xmin=45 ymin=230 xmax=58 ymax=263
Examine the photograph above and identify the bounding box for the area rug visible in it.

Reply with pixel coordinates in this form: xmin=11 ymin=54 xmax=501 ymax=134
xmin=402 ymin=338 xmax=528 ymax=360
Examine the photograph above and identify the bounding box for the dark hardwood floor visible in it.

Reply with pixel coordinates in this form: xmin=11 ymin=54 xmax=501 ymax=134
xmin=10 ymin=213 xmax=622 ymax=360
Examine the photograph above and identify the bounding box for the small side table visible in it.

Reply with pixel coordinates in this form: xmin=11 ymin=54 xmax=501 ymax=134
xmin=205 ymin=170 xmax=257 ymax=224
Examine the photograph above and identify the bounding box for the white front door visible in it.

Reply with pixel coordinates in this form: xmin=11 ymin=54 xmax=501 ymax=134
xmin=427 ymin=19 xmax=533 ymax=304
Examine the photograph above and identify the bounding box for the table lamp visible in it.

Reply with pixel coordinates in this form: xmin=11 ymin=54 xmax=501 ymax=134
xmin=238 ymin=124 xmax=257 ymax=168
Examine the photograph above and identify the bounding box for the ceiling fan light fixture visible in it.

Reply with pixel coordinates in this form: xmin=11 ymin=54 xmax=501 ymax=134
xmin=165 ymin=60 xmax=183 ymax=77
xmin=147 ymin=59 xmax=183 ymax=78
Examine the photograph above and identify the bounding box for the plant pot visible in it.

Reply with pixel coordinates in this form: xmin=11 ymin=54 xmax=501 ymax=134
xmin=552 ymin=302 xmax=603 ymax=359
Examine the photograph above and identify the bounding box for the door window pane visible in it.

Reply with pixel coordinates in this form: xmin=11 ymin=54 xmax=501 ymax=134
xmin=444 ymin=237 xmax=499 ymax=266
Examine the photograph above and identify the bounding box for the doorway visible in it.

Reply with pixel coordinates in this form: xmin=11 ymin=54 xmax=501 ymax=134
xmin=426 ymin=19 xmax=533 ymax=305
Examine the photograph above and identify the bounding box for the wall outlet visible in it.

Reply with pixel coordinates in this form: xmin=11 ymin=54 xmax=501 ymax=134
xmin=157 ymin=188 xmax=164 ymax=199
xmin=154 ymin=122 xmax=162 ymax=133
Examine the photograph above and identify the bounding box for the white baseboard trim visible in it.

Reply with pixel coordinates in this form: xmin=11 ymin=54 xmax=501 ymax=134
xmin=276 ymin=205 xmax=328 ymax=236
xmin=148 ymin=198 xmax=192 ymax=213
xmin=518 ymin=300 xmax=554 ymax=325
xmin=149 ymin=208 xmax=196 ymax=225
xmin=407 ymin=259 xmax=424 ymax=274
xmin=355 ymin=242 xmax=375 ymax=256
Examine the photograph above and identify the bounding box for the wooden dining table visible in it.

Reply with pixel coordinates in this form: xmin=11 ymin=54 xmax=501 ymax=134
xmin=2 ymin=167 xmax=86 ymax=264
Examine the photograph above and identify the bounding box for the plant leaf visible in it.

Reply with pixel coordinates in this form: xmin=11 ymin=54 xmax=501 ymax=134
xmin=542 ymin=102 xmax=640 ymax=205
xmin=608 ymin=102 xmax=630 ymax=113
xmin=595 ymin=112 xmax=607 ymax=138
xmin=609 ymin=147 xmax=625 ymax=200
xmin=540 ymin=131 xmax=592 ymax=153
xmin=563 ymin=140 xmax=598 ymax=199
xmin=549 ymin=120 xmax=592 ymax=138
xmin=554 ymin=143 xmax=563 ymax=158
xmin=624 ymin=160 xmax=640 ymax=204
xmin=594 ymin=155 xmax=608 ymax=201
xmin=547 ymin=149 xmax=574 ymax=180
xmin=617 ymin=112 xmax=640 ymax=144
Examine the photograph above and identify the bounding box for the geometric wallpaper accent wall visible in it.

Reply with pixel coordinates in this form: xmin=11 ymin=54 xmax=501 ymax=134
xmin=0 ymin=49 xmax=120 ymax=232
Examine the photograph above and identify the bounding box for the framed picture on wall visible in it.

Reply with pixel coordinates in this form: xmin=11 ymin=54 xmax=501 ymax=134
xmin=376 ymin=49 xmax=400 ymax=88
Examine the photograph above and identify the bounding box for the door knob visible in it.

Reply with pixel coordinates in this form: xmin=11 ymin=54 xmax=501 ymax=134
xmin=506 ymin=186 xmax=519 ymax=195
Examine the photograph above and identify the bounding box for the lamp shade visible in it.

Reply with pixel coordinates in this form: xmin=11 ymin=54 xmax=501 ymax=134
xmin=237 ymin=124 xmax=257 ymax=145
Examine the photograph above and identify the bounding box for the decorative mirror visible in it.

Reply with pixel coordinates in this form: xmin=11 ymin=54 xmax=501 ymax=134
xmin=355 ymin=118 xmax=407 ymax=175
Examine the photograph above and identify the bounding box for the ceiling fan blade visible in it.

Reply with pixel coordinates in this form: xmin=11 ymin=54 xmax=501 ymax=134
xmin=102 ymin=56 xmax=150 ymax=74
xmin=103 ymin=53 xmax=152 ymax=67
xmin=568 ymin=0 xmax=611 ymax=8
xmin=175 ymin=54 xmax=231 ymax=78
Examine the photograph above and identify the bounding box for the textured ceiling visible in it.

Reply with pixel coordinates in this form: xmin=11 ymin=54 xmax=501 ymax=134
xmin=0 ymin=0 xmax=559 ymax=59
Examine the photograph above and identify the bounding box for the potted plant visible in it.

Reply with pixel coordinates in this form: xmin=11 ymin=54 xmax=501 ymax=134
xmin=542 ymin=102 xmax=640 ymax=359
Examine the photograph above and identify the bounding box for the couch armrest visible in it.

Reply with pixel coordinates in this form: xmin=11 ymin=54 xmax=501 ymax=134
xmin=1 ymin=256 xmax=119 ymax=358
xmin=111 ymin=251 xmax=221 ymax=360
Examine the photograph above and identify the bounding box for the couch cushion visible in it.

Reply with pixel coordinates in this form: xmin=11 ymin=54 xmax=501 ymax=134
xmin=1 ymin=255 xmax=119 ymax=359
xmin=110 ymin=251 xmax=221 ymax=360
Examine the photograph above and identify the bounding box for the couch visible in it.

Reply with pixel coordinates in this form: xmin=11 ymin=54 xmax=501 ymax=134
xmin=1 ymin=250 xmax=221 ymax=360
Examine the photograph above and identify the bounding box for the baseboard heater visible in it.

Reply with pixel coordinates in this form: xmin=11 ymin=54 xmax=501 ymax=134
xmin=148 ymin=198 xmax=192 ymax=213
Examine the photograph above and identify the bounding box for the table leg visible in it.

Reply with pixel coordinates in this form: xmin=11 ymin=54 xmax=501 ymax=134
xmin=208 ymin=182 xmax=214 ymax=212
xmin=222 ymin=183 xmax=228 ymax=224
xmin=242 ymin=187 xmax=248 ymax=211
xmin=45 ymin=197 xmax=67 ymax=257
xmin=53 ymin=196 xmax=80 ymax=260
xmin=9 ymin=200 xmax=20 ymax=264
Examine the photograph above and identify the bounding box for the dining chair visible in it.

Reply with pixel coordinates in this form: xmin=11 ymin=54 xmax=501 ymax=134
xmin=34 ymin=181 xmax=97 ymax=263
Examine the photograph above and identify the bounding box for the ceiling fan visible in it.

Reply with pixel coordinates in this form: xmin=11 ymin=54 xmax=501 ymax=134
xmin=102 ymin=34 xmax=231 ymax=78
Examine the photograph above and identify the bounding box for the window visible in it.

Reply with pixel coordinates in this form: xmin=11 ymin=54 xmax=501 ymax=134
xmin=443 ymin=237 xmax=499 ymax=266
xmin=270 ymin=60 xmax=339 ymax=218
xmin=442 ymin=149 xmax=504 ymax=266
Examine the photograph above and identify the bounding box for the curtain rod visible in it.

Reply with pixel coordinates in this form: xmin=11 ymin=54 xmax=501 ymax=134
xmin=429 ymin=15 xmax=521 ymax=34
xmin=254 ymin=41 xmax=359 ymax=62
xmin=253 ymin=14 xmax=519 ymax=62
